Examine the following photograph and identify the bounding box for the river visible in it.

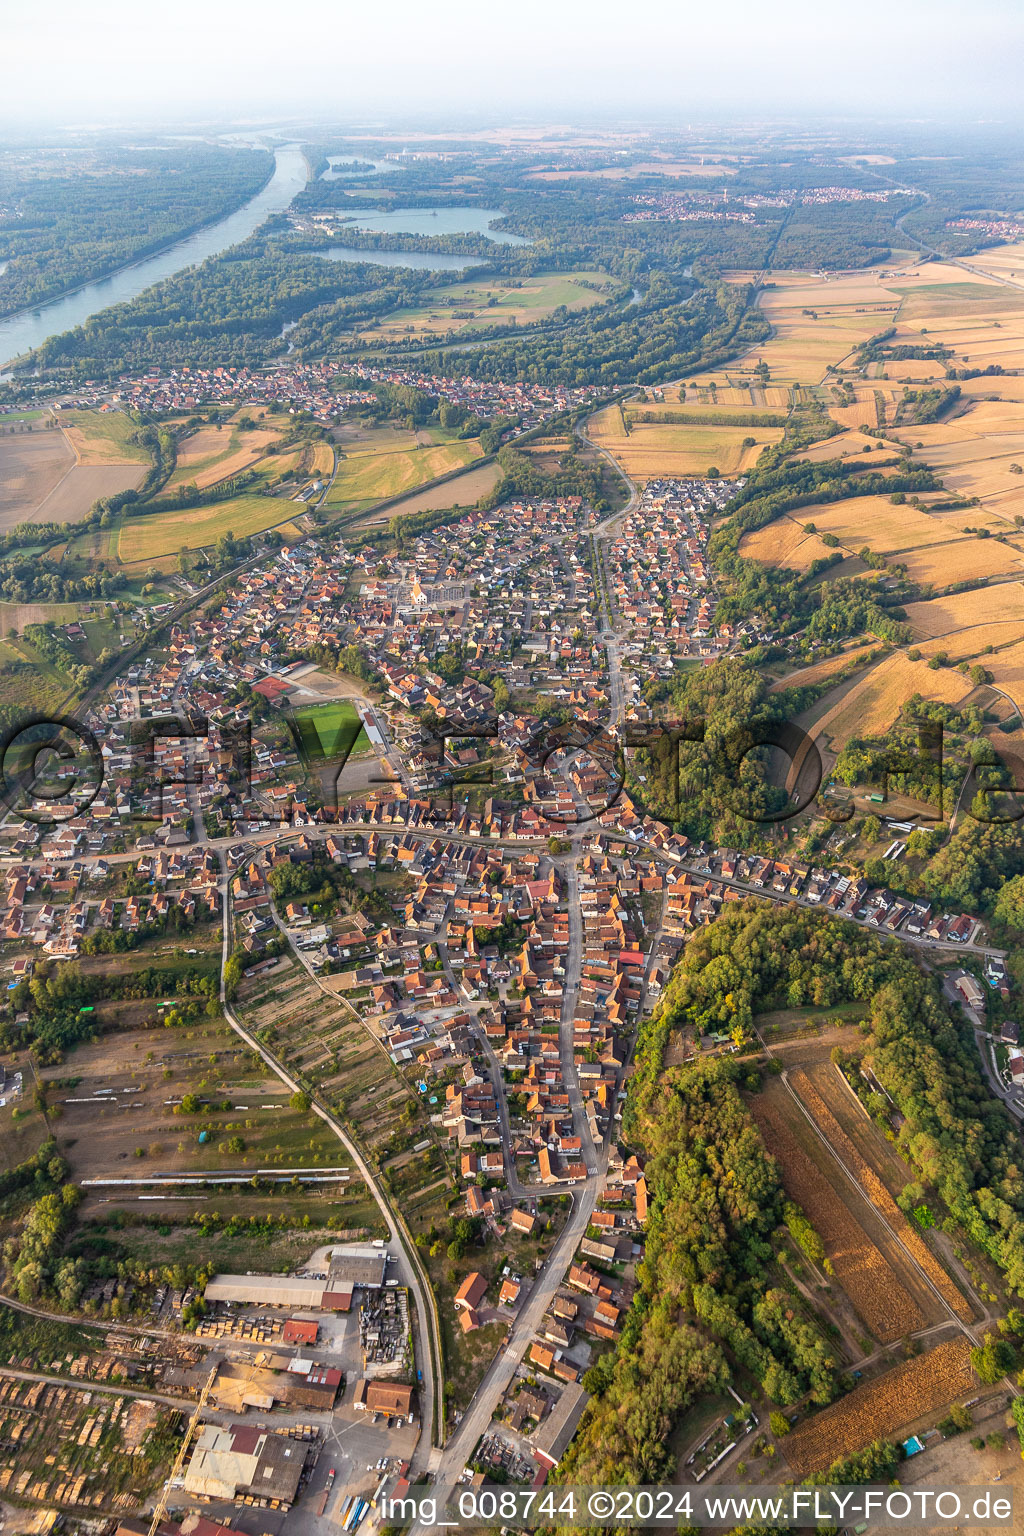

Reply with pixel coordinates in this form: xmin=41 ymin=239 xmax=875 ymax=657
xmin=0 ymin=143 xmax=310 ymax=369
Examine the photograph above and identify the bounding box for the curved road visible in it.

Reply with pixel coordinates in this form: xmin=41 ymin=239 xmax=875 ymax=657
xmin=213 ymin=853 xmax=443 ymax=1471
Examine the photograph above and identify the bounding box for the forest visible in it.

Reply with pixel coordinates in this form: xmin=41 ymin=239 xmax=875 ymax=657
xmin=557 ymin=905 xmax=928 ymax=1496
xmin=17 ymin=134 xmax=946 ymax=384
xmin=24 ymin=233 xmax=452 ymax=374
xmin=560 ymin=901 xmax=1021 ymax=1500
xmin=0 ymin=144 xmax=272 ymax=316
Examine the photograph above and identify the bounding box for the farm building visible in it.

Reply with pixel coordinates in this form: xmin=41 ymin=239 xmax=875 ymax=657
xmin=454 ymin=1272 xmax=488 ymax=1311
xmin=282 ymin=1318 xmax=319 ymax=1346
xmin=328 ymin=1247 xmax=389 ymax=1289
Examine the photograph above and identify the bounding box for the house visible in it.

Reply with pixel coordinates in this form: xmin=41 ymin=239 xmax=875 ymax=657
xmin=352 ymin=1380 xmax=416 ymax=1418
xmin=282 ymin=1319 xmax=319 ymax=1347
xmin=529 ymin=1342 xmax=556 ymax=1373
xmin=955 ymin=974 xmax=985 ymax=1010
xmin=454 ymin=1272 xmax=488 ymax=1311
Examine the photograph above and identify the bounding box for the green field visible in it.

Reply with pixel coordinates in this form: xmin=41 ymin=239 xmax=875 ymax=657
xmin=326 ymin=436 xmax=483 ymax=508
xmin=352 ymin=268 xmax=616 ymax=344
xmin=117 ymin=493 xmax=297 ymax=563
xmin=63 ymin=408 xmax=151 ymax=463
xmin=0 ymin=408 xmax=47 ymax=426
xmin=0 ymin=636 xmax=72 ymax=714
xmin=291 ymin=700 xmax=370 ymax=759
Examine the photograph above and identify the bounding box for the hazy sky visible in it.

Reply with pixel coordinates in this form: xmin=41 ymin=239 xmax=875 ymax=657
xmin=4 ymin=0 xmax=1024 ymax=128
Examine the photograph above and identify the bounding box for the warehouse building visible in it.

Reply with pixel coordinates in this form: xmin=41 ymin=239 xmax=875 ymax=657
xmin=183 ymin=1423 xmax=305 ymax=1505
xmin=204 ymin=1246 xmax=389 ymax=1310
xmin=204 ymin=1274 xmax=325 ymax=1309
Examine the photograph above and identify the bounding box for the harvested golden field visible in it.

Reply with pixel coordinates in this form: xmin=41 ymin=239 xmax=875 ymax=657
xmin=826 ymin=384 xmax=903 ymax=433
xmin=897 ymin=538 xmax=1024 ymax=584
xmin=960 ymin=373 xmax=1024 ymax=402
xmin=310 ymin=441 xmax=335 ymax=478
xmin=884 ymin=286 xmax=1024 ymax=370
xmin=945 ymin=397 xmax=1024 ymax=432
xmin=808 ymin=496 xmax=960 ymax=554
xmin=641 ymin=391 xmax=786 ymax=416
xmin=904 ymin=576 xmax=1024 ymax=642
xmin=750 ymin=1089 xmax=925 ymax=1342
xmin=791 ymin=429 xmax=880 ymax=462
xmin=739 ymin=517 xmax=834 ymax=572
xmin=963 ymin=243 xmax=1024 ymax=282
xmin=684 ymin=382 xmax=793 ymax=410
xmin=909 ymin=427 xmax=1024 ymax=486
xmin=767 ymin=644 xmax=877 ymax=694
xmin=918 ymin=622 xmax=1024 ymax=663
xmin=720 ymin=272 xmax=905 ymax=385
xmin=968 ymin=486 xmax=1024 ymax=528
xmin=741 ymin=269 xmax=904 ymax=309
xmin=169 ymin=424 xmax=282 ymax=491
xmin=812 ymin=652 xmax=976 ymax=748
xmin=784 ymin=1340 xmax=975 ymax=1477
xmin=743 ymin=312 xmax=896 ymax=386
xmin=889 ymin=260 xmax=1001 ymax=292
xmin=983 ymin=637 xmax=1024 ymax=696
xmin=588 ymin=405 xmax=781 ymax=479
xmin=791 ymin=1068 xmax=973 ymax=1321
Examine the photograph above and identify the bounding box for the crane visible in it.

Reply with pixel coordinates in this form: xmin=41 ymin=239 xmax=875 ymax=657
xmin=148 ymin=1363 xmax=218 ymax=1536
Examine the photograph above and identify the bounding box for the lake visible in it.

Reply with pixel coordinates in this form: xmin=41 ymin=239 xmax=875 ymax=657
xmin=338 ymin=207 xmax=530 ymax=245
xmin=0 ymin=143 xmax=310 ymax=368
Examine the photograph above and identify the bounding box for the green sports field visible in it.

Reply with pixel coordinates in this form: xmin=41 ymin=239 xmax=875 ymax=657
xmin=290 ymin=700 xmax=370 ymax=760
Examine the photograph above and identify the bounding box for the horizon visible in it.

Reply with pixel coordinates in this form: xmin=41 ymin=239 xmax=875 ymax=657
xmin=5 ymin=0 xmax=1024 ymax=128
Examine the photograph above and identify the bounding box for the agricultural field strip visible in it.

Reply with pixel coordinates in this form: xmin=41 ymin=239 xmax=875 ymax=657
xmin=751 ymin=1090 xmax=925 ymax=1341
xmin=783 ymin=1339 xmax=975 ymax=1478
xmin=782 ymin=1070 xmax=981 ymax=1338
xmin=791 ymin=1066 xmax=974 ymax=1320
xmin=238 ymin=950 xmax=442 ymax=1166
